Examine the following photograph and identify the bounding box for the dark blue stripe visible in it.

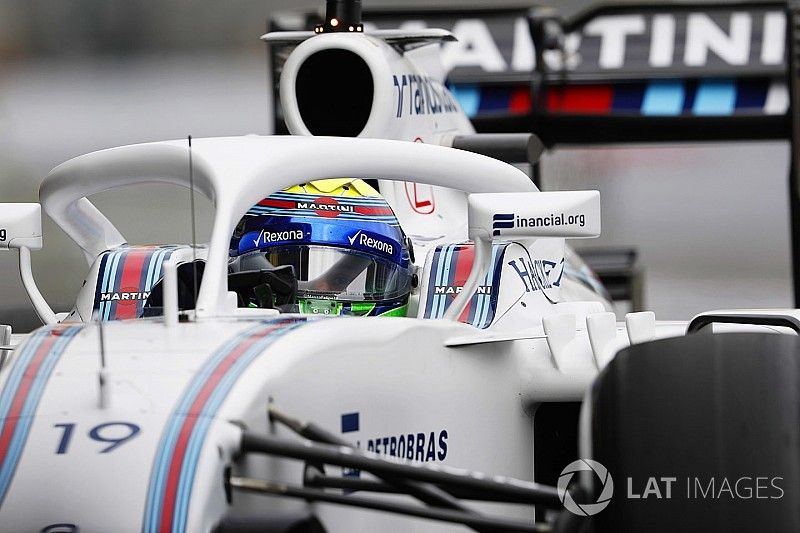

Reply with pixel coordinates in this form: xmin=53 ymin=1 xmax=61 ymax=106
xmin=611 ymin=84 xmax=645 ymax=111
xmin=736 ymin=79 xmax=769 ymax=109
xmin=478 ymin=87 xmax=511 ymax=112
xmin=341 ymin=413 xmax=359 ymax=433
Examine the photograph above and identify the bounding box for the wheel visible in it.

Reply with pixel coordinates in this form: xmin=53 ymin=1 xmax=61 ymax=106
xmin=583 ymin=333 xmax=800 ymax=532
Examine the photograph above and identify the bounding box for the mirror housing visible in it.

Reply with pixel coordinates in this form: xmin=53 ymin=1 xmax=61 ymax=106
xmin=446 ymin=191 xmax=601 ymax=322
xmin=468 ymin=191 xmax=600 ymax=240
xmin=0 ymin=203 xmax=43 ymax=251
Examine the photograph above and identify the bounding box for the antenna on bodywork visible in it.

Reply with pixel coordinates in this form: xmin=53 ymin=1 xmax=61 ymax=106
xmin=315 ymin=0 xmax=363 ymax=33
xmin=188 ymin=135 xmax=199 ymax=310
xmin=95 ymin=313 xmax=110 ymax=409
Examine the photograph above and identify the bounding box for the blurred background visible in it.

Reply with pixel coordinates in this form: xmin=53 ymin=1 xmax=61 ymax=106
xmin=0 ymin=0 xmax=790 ymax=330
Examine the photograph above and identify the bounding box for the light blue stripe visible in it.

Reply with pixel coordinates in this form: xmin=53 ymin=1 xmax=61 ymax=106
xmin=160 ymin=320 xmax=303 ymax=532
xmin=693 ymin=80 xmax=736 ymax=116
xmin=143 ymin=328 xmax=251 ymax=533
xmin=2 ymin=330 xmax=75 ymax=480
xmin=144 ymin=249 xmax=165 ymax=293
xmin=100 ymin=250 xmax=121 ymax=293
xmin=431 ymin=245 xmax=450 ymax=319
xmin=152 ymin=249 xmax=174 ymax=289
xmin=0 ymin=327 xmax=79 ymax=502
xmin=103 ymin=250 xmax=125 ymax=320
xmin=173 ymin=323 xmax=303 ymax=532
xmin=431 ymin=245 xmax=447 ymax=318
xmin=0 ymin=330 xmax=47 ymax=492
xmin=98 ymin=250 xmax=121 ymax=320
xmin=438 ymin=246 xmax=457 ymax=318
xmin=476 ymin=245 xmax=501 ymax=328
xmin=470 ymin=248 xmax=491 ymax=328
xmin=450 ymin=84 xmax=480 ymax=118
xmin=0 ymin=329 xmax=48 ymax=419
xmin=482 ymin=245 xmax=502 ymax=326
xmin=144 ymin=321 xmax=290 ymax=532
xmin=642 ymin=81 xmax=684 ymax=116
xmin=434 ymin=245 xmax=455 ymax=318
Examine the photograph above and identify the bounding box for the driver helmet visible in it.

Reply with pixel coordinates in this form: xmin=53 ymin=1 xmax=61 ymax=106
xmin=229 ymin=178 xmax=413 ymax=316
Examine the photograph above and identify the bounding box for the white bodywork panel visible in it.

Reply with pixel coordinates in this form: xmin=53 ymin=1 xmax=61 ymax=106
xmin=0 ymin=23 xmax=793 ymax=533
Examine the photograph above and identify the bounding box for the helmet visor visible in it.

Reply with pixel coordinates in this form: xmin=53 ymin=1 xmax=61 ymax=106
xmin=238 ymin=245 xmax=412 ymax=302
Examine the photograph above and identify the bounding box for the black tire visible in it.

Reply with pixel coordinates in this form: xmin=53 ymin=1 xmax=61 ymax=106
xmin=585 ymin=333 xmax=800 ymax=533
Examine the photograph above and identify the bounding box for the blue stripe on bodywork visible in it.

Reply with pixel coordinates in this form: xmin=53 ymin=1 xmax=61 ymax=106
xmin=693 ymin=79 xmax=736 ymax=115
xmin=143 ymin=318 xmax=307 ymax=533
xmin=449 ymin=84 xmax=480 ymax=118
xmin=642 ymin=81 xmax=685 ymax=116
xmin=0 ymin=325 xmax=83 ymax=506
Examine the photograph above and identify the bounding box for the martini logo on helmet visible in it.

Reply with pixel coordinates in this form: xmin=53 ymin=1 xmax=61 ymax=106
xmin=296 ymin=197 xmax=354 ymax=218
xmin=348 ymin=230 xmax=395 ymax=256
xmin=100 ymin=287 xmax=150 ymax=305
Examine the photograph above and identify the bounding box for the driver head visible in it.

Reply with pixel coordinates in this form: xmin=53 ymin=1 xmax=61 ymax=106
xmin=229 ymin=179 xmax=413 ymax=316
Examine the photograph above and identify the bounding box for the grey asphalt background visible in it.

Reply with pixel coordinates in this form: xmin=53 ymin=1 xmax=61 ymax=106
xmin=0 ymin=0 xmax=790 ymax=330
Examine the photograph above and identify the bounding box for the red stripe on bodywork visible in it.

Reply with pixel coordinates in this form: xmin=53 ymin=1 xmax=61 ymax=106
xmin=114 ymin=250 xmax=150 ymax=320
xmin=509 ymin=87 xmax=532 ymax=114
xmin=546 ymin=85 xmax=613 ymax=113
xmin=0 ymin=334 xmax=58 ymax=462
xmin=158 ymin=323 xmax=285 ymax=532
xmin=451 ymin=245 xmax=475 ymax=323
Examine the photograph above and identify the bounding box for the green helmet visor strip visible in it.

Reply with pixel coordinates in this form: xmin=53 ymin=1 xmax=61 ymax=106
xmin=298 ymin=298 xmax=407 ymax=317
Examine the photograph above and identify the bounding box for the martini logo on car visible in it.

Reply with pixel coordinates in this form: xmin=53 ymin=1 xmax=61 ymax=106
xmin=370 ymin=10 xmax=785 ymax=75
xmin=492 ymin=212 xmax=586 ymax=236
xmin=100 ymin=287 xmax=150 ymax=305
xmin=296 ymin=197 xmax=355 ymax=218
xmin=434 ymin=284 xmax=492 ymax=295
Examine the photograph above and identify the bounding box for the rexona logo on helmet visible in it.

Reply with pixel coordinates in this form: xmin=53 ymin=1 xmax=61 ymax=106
xmin=229 ymin=179 xmax=414 ymax=317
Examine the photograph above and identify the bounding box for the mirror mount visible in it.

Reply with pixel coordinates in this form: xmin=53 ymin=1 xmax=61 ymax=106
xmin=0 ymin=204 xmax=56 ymax=325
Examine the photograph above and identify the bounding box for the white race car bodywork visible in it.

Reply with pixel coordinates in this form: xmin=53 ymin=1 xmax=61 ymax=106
xmin=0 ymin=24 xmax=794 ymax=533
xmin=0 ymin=134 xmax=643 ymax=532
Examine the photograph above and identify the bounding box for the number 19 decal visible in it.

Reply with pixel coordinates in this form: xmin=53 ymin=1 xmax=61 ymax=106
xmin=54 ymin=422 xmax=140 ymax=454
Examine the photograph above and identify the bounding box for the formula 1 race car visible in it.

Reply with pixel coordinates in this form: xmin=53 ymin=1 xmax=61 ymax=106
xmin=0 ymin=1 xmax=799 ymax=532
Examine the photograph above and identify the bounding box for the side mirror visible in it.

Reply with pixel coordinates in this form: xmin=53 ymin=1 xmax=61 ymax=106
xmin=0 ymin=203 xmax=54 ymax=325
xmin=0 ymin=203 xmax=43 ymax=251
xmin=467 ymin=191 xmax=601 ymax=240
xmin=445 ymin=190 xmax=601 ymax=321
